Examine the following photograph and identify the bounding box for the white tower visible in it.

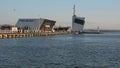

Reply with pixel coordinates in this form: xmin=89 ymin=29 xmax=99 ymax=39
xmin=72 ymin=5 xmax=85 ymax=32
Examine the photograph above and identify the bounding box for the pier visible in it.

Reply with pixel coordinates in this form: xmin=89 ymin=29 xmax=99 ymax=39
xmin=0 ymin=29 xmax=103 ymax=39
xmin=0 ymin=31 xmax=70 ymax=39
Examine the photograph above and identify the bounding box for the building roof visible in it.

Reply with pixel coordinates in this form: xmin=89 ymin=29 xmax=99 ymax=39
xmin=16 ymin=18 xmax=56 ymax=30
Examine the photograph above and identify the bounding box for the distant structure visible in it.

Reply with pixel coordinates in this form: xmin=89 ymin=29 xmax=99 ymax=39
xmin=0 ymin=24 xmax=18 ymax=33
xmin=16 ymin=18 xmax=56 ymax=32
xmin=54 ymin=26 xmax=71 ymax=32
xmin=72 ymin=5 xmax=85 ymax=33
xmin=0 ymin=25 xmax=12 ymax=30
xmin=97 ymin=26 xmax=100 ymax=32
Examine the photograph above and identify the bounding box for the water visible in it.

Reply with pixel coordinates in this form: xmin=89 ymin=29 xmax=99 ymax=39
xmin=0 ymin=32 xmax=120 ymax=68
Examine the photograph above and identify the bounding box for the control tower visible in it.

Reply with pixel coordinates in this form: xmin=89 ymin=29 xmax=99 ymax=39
xmin=72 ymin=5 xmax=85 ymax=33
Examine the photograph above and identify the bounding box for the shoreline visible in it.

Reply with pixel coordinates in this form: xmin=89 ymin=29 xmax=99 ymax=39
xmin=0 ymin=31 xmax=70 ymax=39
xmin=0 ymin=31 xmax=103 ymax=39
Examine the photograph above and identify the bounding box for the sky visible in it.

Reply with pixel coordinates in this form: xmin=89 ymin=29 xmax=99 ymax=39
xmin=0 ymin=0 xmax=120 ymax=30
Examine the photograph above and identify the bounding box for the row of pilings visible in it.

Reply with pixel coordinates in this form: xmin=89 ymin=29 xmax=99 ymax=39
xmin=0 ymin=31 xmax=71 ymax=39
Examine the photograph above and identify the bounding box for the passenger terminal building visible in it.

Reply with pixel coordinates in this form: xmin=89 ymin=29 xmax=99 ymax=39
xmin=16 ymin=18 xmax=56 ymax=32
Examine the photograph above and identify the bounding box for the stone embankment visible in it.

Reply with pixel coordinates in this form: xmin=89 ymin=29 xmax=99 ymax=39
xmin=0 ymin=31 xmax=70 ymax=39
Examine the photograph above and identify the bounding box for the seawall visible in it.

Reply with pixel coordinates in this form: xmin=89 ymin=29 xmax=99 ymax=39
xmin=0 ymin=31 xmax=70 ymax=39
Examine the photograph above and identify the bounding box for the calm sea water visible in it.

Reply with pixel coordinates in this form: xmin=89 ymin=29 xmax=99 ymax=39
xmin=0 ymin=32 xmax=120 ymax=68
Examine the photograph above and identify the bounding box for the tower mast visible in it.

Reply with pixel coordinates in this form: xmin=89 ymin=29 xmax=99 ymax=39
xmin=73 ymin=4 xmax=76 ymax=16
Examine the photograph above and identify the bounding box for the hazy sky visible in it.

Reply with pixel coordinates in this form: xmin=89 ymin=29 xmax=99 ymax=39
xmin=0 ymin=0 xmax=120 ymax=30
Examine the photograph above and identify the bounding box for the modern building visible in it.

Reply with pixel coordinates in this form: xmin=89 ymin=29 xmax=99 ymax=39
xmin=16 ymin=18 xmax=56 ymax=32
xmin=72 ymin=5 xmax=85 ymax=32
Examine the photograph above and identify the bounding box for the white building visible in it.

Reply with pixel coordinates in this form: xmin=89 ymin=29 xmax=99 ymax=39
xmin=16 ymin=18 xmax=56 ymax=32
xmin=11 ymin=26 xmax=18 ymax=33
xmin=72 ymin=5 xmax=85 ymax=32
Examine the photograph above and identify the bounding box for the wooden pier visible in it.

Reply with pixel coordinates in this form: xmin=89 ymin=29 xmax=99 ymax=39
xmin=0 ymin=31 xmax=70 ymax=39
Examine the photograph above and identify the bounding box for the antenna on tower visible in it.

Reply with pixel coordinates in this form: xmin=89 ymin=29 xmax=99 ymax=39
xmin=73 ymin=4 xmax=76 ymax=16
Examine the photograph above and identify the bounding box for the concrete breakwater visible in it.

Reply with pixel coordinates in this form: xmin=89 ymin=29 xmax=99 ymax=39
xmin=0 ymin=32 xmax=70 ymax=39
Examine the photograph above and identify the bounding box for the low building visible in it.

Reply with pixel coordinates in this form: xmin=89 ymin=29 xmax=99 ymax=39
xmin=0 ymin=25 xmax=18 ymax=33
xmin=16 ymin=18 xmax=56 ymax=32
xmin=11 ymin=26 xmax=18 ymax=33
xmin=54 ymin=26 xmax=71 ymax=32
xmin=0 ymin=25 xmax=12 ymax=30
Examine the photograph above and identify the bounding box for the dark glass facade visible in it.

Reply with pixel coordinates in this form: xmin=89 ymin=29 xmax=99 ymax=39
xmin=74 ymin=18 xmax=85 ymax=25
xmin=19 ymin=19 xmax=34 ymax=22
